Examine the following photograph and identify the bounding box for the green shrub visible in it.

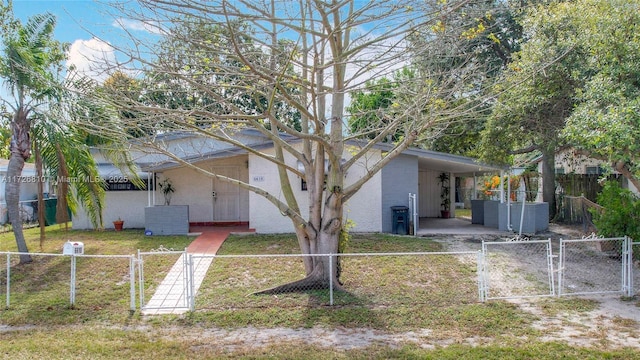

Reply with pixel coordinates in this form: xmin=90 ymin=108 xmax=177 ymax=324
xmin=591 ymin=181 xmax=640 ymax=242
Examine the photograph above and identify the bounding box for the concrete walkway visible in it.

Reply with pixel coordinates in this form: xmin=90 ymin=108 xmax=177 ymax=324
xmin=416 ymin=217 xmax=512 ymax=236
xmin=141 ymin=225 xmax=253 ymax=315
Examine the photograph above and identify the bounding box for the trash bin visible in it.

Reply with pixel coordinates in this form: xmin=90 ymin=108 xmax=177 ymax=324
xmin=44 ymin=198 xmax=57 ymax=226
xmin=391 ymin=206 xmax=409 ymax=235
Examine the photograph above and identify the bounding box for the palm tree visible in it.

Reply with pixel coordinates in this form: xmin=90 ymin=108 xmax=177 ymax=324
xmin=1 ymin=6 xmax=141 ymax=260
xmin=31 ymin=115 xmax=108 ymax=235
xmin=1 ymin=7 xmax=67 ymax=263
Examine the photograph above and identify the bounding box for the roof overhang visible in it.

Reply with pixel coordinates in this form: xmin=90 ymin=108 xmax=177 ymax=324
xmin=102 ymin=131 xmax=506 ymax=176
xmin=388 ymin=146 xmax=506 ymax=176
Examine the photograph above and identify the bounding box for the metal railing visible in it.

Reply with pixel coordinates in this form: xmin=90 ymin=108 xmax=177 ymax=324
xmin=1 ymin=235 xmax=638 ymax=314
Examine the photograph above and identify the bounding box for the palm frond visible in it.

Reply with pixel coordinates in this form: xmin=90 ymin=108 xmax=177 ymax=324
xmin=33 ymin=119 xmax=106 ymax=229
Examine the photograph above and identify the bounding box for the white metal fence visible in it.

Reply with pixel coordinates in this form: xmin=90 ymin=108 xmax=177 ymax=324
xmin=481 ymin=235 xmax=635 ymax=301
xmin=1 ymin=235 xmax=638 ymax=313
xmin=1 ymin=251 xmax=136 ymax=311
xmin=188 ymin=251 xmax=482 ymax=311
xmin=558 ymin=237 xmax=630 ymax=296
xmin=137 ymin=248 xmax=191 ymax=313
xmin=480 ymin=239 xmax=556 ymax=301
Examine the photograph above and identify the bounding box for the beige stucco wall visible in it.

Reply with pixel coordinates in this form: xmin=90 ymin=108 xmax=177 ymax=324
xmin=248 ymin=146 xmax=383 ymax=234
xmin=73 ymin=155 xmax=250 ymax=230
xmin=73 ymin=191 xmax=149 ymax=230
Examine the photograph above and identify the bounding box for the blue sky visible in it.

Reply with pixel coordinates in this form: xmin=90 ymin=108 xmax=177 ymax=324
xmin=7 ymin=0 xmax=406 ymax=111
xmin=12 ymin=1 xmax=107 ymax=44
xmin=10 ymin=0 xmax=155 ymax=81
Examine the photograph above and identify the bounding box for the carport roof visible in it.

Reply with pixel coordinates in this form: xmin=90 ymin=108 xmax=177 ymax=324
xmin=375 ymin=144 xmax=506 ymax=175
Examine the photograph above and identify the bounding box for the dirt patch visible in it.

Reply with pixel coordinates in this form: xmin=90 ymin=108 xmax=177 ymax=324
xmin=142 ymin=294 xmax=640 ymax=351
xmin=436 ymin=223 xmax=640 ymax=350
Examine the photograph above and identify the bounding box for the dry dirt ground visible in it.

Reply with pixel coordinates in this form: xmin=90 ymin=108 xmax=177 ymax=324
xmin=147 ymin=224 xmax=640 ymax=352
xmin=148 ymin=297 xmax=640 ymax=352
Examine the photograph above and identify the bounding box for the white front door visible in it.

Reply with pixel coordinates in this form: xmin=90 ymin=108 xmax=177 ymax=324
xmin=211 ymin=166 xmax=240 ymax=222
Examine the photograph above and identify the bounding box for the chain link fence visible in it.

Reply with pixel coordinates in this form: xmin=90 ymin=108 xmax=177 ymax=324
xmin=337 ymin=252 xmax=481 ymax=307
xmin=137 ymin=248 xmax=190 ymax=314
xmin=191 ymin=251 xmax=481 ymax=311
xmin=480 ymin=239 xmax=555 ymax=300
xmin=1 ymin=251 xmax=136 ymax=310
xmin=3 ymin=236 xmax=640 ymax=314
xmin=558 ymin=236 xmax=630 ymax=296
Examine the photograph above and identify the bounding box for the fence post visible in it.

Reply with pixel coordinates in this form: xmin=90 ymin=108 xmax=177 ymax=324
xmin=631 ymin=239 xmax=637 ymax=297
xmin=70 ymin=254 xmax=77 ymax=307
xmin=557 ymin=239 xmax=564 ymax=296
xmin=188 ymin=253 xmax=195 ymax=312
xmin=480 ymin=243 xmax=489 ymax=302
xmin=129 ymin=255 xmax=136 ymax=312
xmin=137 ymin=250 xmax=145 ymax=309
xmin=5 ymin=253 xmax=10 ymax=309
xmin=329 ymin=254 xmax=334 ymax=306
xmin=546 ymin=238 xmax=556 ymax=296
xmin=477 ymin=250 xmax=485 ymax=302
xmin=623 ymin=236 xmax=632 ymax=297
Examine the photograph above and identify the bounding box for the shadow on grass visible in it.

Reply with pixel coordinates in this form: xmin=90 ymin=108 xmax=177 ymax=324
xmin=184 ymin=286 xmax=388 ymax=330
xmin=297 ymin=288 xmax=388 ymax=329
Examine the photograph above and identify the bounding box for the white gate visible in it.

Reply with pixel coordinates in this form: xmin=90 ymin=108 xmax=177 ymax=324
xmin=481 ymin=239 xmax=555 ymax=301
xmin=137 ymin=249 xmax=194 ymax=314
xmin=558 ymin=236 xmax=632 ymax=297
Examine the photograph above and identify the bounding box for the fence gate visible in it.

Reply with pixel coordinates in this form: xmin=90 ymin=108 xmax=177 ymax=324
xmin=481 ymin=239 xmax=555 ymax=301
xmin=137 ymin=249 xmax=193 ymax=314
xmin=558 ymin=236 xmax=632 ymax=297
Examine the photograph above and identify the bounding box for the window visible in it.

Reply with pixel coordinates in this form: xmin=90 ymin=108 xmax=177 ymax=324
xmin=585 ymin=166 xmax=603 ymax=175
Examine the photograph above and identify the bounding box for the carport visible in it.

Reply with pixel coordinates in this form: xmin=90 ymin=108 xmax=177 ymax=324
xmin=409 ymin=148 xmax=506 ymax=220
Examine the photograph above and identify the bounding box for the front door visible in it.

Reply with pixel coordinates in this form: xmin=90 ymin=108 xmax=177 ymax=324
xmin=211 ymin=166 xmax=240 ymax=222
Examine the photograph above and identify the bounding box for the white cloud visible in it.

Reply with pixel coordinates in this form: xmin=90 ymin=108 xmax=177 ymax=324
xmin=66 ymin=38 xmax=117 ymax=83
xmin=112 ymin=18 xmax=164 ymax=35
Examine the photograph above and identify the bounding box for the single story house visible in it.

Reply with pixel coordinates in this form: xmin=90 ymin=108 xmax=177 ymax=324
xmin=72 ymin=130 xmax=503 ymax=234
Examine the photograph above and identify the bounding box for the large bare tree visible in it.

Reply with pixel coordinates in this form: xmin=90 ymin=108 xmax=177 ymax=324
xmin=83 ymin=0 xmax=495 ymax=292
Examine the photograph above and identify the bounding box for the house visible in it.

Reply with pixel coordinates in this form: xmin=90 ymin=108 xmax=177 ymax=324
xmin=523 ymin=149 xmax=638 ymax=200
xmin=72 ymin=130 xmax=503 ymax=234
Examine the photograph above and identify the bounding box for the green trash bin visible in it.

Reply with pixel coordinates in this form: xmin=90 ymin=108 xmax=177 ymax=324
xmin=44 ymin=198 xmax=58 ymax=226
xmin=391 ymin=206 xmax=409 ymax=235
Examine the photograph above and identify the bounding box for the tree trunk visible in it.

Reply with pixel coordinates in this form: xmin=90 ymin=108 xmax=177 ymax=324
xmin=540 ymin=147 xmax=557 ymax=220
xmin=34 ymin=140 xmax=46 ymax=250
xmin=7 ymin=107 xmax=32 ymax=264
xmin=55 ymin=144 xmax=70 ymax=227
xmin=255 ymin=192 xmax=343 ymax=295
xmin=254 ymin=228 xmax=342 ymax=295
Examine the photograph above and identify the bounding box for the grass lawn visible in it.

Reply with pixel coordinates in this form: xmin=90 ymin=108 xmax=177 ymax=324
xmin=456 ymin=208 xmax=471 ymax=218
xmin=0 ymin=225 xmax=638 ymax=359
